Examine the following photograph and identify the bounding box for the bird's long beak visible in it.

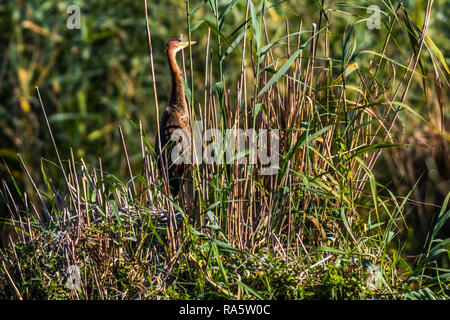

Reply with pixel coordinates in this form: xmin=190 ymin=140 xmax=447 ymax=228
xmin=179 ymin=41 xmax=197 ymax=49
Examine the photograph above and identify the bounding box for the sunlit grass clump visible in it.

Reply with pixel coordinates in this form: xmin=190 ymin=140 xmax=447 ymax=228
xmin=1 ymin=0 xmax=449 ymax=299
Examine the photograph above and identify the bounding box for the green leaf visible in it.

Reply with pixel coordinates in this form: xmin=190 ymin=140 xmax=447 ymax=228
xmin=340 ymin=206 xmax=358 ymax=245
xmin=213 ymin=81 xmax=224 ymax=104
xmin=258 ymin=48 xmax=303 ymax=97
xmin=425 ymin=35 xmax=450 ymax=75
xmin=228 ymin=149 xmax=250 ymax=162
xmin=182 ymin=76 xmax=191 ymax=103
xmin=191 ymin=0 xmax=207 ymax=15
xmin=210 ymin=239 xmax=241 ymax=253
xmin=221 ymin=26 xmax=248 ymax=61
xmin=236 ymin=281 xmax=265 ymax=299
xmin=219 ymin=0 xmax=240 ymax=30
xmin=345 ymin=142 xmax=402 ymax=161
xmin=416 ymin=248 xmax=448 ymax=272
xmin=312 ymin=246 xmax=347 ymax=255
xmin=109 ymin=201 xmax=123 ymax=227
xmin=253 ymin=103 xmax=263 ymax=117
xmin=432 ymin=192 xmax=450 ymax=239
xmin=211 ymin=242 xmax=229 ymax=286
xmin=191 ymin=19 xmax=233 ymax=48
xmin=249 ymin=0 xmax=261 ymax=52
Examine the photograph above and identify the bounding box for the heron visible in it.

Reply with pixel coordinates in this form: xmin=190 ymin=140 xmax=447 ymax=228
xmin=155 ymin=38 xmax=196 ymax=196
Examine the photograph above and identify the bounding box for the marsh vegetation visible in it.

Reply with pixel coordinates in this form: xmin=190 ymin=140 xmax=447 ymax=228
xmin=0 ymin=0 xmax=449 ymax=299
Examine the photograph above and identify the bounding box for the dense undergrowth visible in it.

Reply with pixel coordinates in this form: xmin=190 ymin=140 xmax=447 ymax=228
xmin=1 ymin=0 xmax=449 ymax=299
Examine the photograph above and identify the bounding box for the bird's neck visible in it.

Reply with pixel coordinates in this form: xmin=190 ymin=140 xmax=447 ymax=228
xmin=167 ymin=50 xmax=188 ymax=115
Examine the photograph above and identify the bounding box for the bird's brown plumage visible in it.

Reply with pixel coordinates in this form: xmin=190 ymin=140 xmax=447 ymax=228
xmin=155 ymin=39 xmax=194 ymax=196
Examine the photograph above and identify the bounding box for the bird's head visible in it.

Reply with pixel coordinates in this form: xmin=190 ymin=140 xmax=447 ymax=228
xmin=165 ymin=38 xmax=197 ymax=54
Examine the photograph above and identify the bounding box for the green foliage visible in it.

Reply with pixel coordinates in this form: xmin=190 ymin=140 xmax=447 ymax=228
xmin=1 ymin=0 xmax=449 ymax=300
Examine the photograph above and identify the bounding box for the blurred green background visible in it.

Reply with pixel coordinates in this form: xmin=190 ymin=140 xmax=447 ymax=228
xmin=0 ymin=0 xmax=449 ymax=253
